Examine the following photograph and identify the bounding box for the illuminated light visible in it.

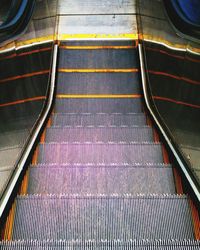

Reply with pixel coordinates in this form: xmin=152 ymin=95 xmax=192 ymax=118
xmin=0 ymin=96 xmax=46 ymax=108
xmin=56 ymin=94 xmax=142 ymax=99
xmin=58 ymin=69 xmax=139 ymax=73
xmin=148 ymin=70 xmax=200 ymax=85
xmin=0 ymin=47 xmax=52 ymax=61
xmin=153 ymin=96 xmax=200 ymax=109
xmin=0 ymin=70 xmax=50 ymax=83
xmin=59 ymin=45 xmax=136 ymax=50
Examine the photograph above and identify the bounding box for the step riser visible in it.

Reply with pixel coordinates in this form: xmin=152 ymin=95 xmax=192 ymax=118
xmin=38 ymin=144 xmax=164 ymax=165
xmin=55 ymin=99 xmax=142 ymax=113
xmin=57 ymin=72 xmax=140 ymax=95
xmin=58 ymin=49 xmax=139 ymax=69
xmin=52 ymin=114 xmax=146 ymax=127
xmin=45 ymin=128 xmax=153 ymax=143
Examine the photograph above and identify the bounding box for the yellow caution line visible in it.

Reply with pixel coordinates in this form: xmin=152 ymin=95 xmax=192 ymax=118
xmin=0 ymin=35 xmax=54 ymax=52
xmin=141 ymin=33 xmax=200 ymax=53
xmin=20 ymin=169 xmax=30 ymax=195
xmin=58 ymin=69 xmax=139 ymax=73
xmin=16 ymin=35 xmax=55 ymax=46
xmin=59 ymin=45 xmax=135 ymax=50
xmin=56 ymin=94 xmax=142 ymax=99
xmin=1 ymin=33 xmax=200 ymax=54
xmin=59 ymin=33 xmax=138 ymax=40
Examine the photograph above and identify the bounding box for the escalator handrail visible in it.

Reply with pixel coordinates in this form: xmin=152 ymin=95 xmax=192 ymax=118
xmin=0 ymin=44 xmax=58 ymax=218
xmin=0 ymin=0 xmax=28 ymax=32
xmin=0 ymin=0 xmax=22 ymax=25
xmin=138 ymin=43 xmax=200 ymax=205
xmin=163 ymin=0 xmax=200 ymax=42
xmin=168 ymin=0 xmax=200 ymax=29
xmin=0 ymin=0 xmax=36 ymax=45
xmin=0 ymin=0 xmax=21 ymax=26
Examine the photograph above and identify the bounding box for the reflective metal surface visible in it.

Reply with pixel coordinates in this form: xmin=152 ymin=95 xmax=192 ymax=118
xmin=0 ymin=0 xmax=57 ymax=198
xmin=138 ymin=0 xmax=200 ymax=186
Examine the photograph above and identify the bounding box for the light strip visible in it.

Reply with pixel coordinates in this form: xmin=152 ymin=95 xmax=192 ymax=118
xmin=56 ymin=94 xmax=142 ymax=99
xmin=58 ymin=69 xmax=139 ymax=73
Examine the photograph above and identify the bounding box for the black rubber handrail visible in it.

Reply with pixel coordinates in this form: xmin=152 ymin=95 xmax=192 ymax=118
xmin=163 ymin=0 xmax=200 ymax=42
xmin=0 ymin=0 xmax=36 ymax=44
xmin=0 ymin=0 xmax=23 ymax=29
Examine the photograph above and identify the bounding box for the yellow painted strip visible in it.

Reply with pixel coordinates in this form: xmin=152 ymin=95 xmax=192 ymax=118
xmin=3 ymin=212 xmax=10 ymax=239
xmin=141 ymin=33 xmax=200 ymax=53
xmin=20 ymin=170 xmax=30 ymax=195
xmin=0 ymin=35 xmax=54 ymax=52
xmin=1 ymin=32 xmax=200 ymax=54
xmin=56 ymin=94 xmax=141 ymax=99
xmin=16 ymin=35 xmax=55 ymax=46
xmin=58 ymin=69 xmax=139 ymax=73
xmin=4 ymin=201 xmax=16 ymax=240
xmin=60 ymin=45 xmax=135 ymax=50
xmin=59 ymin=33 xmax=138 ymax=40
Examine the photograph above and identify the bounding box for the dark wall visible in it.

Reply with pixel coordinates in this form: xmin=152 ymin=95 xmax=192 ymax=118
xmin=0 ymin=42 xmax=53 ymax=197
xmin=137 ymin=0 xmax=200 ymax=187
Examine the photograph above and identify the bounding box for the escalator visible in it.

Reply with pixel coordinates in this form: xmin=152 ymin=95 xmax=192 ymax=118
xmin=1 ymin=39 xmax=199 ymax=248
xmin=0 ymin=0 xmax=36 ymax=44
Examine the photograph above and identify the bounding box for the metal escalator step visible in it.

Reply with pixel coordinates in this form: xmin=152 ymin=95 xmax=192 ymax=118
xmin=38 ymin=143 xmax=164 ymax=165
xmin=28 ymin=165 xmax=175 ymax=194
xmin=55 ymin=98 xmax=142 ymax=113
xmin=58 ymin=49 xmax=139 ymax=69
xmin=12 ymin=195 xmax=194 ymax=240
xmin=60 ymin=40 xmax=137 ymax=46
xmin=51 ymin=113 xmax=146 ymax=127
xmin=1 ymin=240 xmax=199 ymax=249
xmin=45 ymin=127 xmax=153 ymax=143
xmin=57 ymin=72 xmax=140 ymax=94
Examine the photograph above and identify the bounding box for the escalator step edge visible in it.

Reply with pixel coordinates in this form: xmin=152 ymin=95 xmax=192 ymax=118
xmin=0 ymin=240 xmax=199 ymax=249
xmin=12 ymin=194 xmax=194 ymax=240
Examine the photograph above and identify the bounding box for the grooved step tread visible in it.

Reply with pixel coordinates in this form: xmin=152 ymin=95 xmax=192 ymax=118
xmin=58 ymin=49 xmax=138 ymax=69
xmin=1 ymin=240 xmax=199 ymax=249
xmin=56 ymin=72 xmax=140 ymax=95
xmin=12 ymin=195 xmax=194 ymax=240
xmin=38 ymin=143 xmax=164 ymax=165
xmin=51 ymin=113 xmax=146 ymax=127
xmin=28 ymin=165 xmax=175 ymax=194
xmin=55 ymin=98 xmax=142 ymax=113
xmin=45 ymin=127 xmax=153 ymax=143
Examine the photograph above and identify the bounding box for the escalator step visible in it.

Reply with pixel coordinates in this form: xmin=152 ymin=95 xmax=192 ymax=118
xmin=1 ymin=240 xmax=199 ymax=249
xmin=38 ymin=143 xmax=164 ymax=164
xmin=55 ymin=98 xmax=142 ymax=113
xmin=12 ymin=195 xmax=194 ymax=240
xmin=45 ymin=127 xmax=153 ymax=143
xmin=58 ymin=49 xmax=139 ymax=69
xmin=60 ymin=40 xmax=137 ymax=46
xmin=28 ymin=165 xmax=175 ymax=194
xmin=51 ymin=113 xmax=146 ymax=127
xmin=57 ymin=72 xmax=140 ymax=94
